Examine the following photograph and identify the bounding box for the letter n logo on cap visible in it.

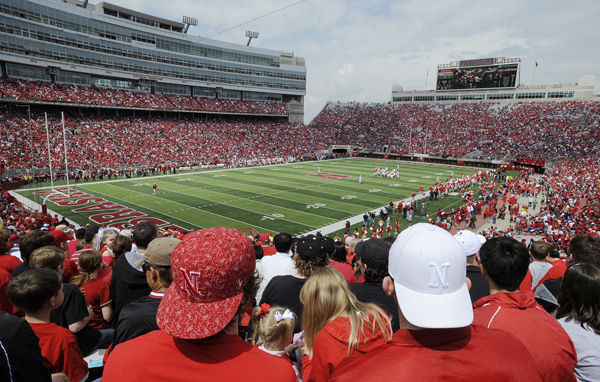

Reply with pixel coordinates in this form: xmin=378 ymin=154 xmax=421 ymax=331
xmin=180 ymin=268 xmax=201 ymax=296
xmin=428 ymin=262 xmax=450 ymax=288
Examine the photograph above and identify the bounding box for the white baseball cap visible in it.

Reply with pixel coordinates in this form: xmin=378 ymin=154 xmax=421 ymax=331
xmin=389 ymin=223 xmax=473 ymax=328
xmin=454 ymin=230 xmax=486 ymax=256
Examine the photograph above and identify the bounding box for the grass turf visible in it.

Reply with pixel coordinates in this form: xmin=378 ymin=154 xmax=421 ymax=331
xmin=14 ymin=158 xmax=480 ymax=236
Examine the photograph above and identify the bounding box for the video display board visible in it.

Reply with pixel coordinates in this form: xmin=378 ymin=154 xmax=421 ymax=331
xmin=436 ymin=63 xmax=518 ymax=90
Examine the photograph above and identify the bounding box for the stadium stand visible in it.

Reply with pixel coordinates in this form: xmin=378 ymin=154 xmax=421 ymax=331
xmin=0 ymin=78 xmax=288 ymax=115
xmin=311 ymin=101 xmax=600 ymax=161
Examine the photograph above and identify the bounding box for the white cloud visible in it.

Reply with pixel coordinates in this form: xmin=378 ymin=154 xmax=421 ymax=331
xmin=98 ymin=0 xmax=600 ymax=123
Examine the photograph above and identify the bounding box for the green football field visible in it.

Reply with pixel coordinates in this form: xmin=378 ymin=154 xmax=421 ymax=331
xmin=14 ymin=159 xmax=480 ymax=237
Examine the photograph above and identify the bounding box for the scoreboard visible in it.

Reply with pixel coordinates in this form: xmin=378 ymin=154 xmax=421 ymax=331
xmin=436 ymin=57 xmax=520 ymax=91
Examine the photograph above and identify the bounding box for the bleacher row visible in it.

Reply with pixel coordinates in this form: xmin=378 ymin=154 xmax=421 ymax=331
xmin=0 ymin=78 xmax=288 ymax=115
xmin=311 ymin=101 xmax=600 ymax=160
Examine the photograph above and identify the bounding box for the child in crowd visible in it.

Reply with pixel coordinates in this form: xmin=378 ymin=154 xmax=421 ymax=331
xmin=96 ymin=228 xmax=119 ymax=266
xmin=7 ymin=268 xmax=88 ymax=382
xmin=71 ymin=250 xmax=113 ymax=329
xmin=251 ymin=303 xmax=299 ymax=380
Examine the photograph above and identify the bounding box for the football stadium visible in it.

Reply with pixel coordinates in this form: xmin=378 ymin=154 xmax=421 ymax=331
xmin=1 ymin=0 xmax=599 ymax=381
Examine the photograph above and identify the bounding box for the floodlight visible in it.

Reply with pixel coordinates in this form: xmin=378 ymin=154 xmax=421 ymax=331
xmin=246 ymin=30 xmax=259 ymax=46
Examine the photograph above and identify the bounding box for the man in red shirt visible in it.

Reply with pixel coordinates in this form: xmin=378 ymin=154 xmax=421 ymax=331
xmin=331 ymin=223 xmax=543 ymax=382
xmin=103 ymin=227 xmax=296 ymax=381
xmin=473 ymin=236 xmax=576 ymax=382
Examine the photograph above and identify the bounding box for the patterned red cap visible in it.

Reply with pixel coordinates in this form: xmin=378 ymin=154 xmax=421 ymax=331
xmin=156 ymin=227 xmax=255 ymax=339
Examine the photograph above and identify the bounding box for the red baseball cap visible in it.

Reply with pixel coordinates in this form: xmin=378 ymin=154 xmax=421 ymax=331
xmin=49 ymin=229 xmax=74 ymax=246
xmin=156 ymin=227 xmax=255 ymax=339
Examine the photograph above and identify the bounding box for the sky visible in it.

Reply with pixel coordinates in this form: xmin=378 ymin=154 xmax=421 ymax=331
xmin=103 ymin=0 xmax=600 ymax=123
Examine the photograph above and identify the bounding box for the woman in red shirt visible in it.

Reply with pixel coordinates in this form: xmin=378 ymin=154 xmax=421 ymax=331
xmin=71 ymin=250 xmax=113 ymax=329
xmin=299 ymin=266 xmax=392 ymax=382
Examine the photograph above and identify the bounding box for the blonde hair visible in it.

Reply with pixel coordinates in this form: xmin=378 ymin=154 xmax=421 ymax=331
xmin=29 ymin=246 xmax=66 ymax=270
xmin=300 ymin=266 xmax=392 ymax=357
xmin=70 ymin=250 xmax=102 ymax=287
xmin=251 ymin=305 xmax=295 ymax=351
xmin=101 ymin=229 xmax=118 ymax=246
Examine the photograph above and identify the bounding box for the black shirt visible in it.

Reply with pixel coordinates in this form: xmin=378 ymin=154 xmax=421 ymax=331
xmin=112 ymin=294 xmax=162 ymax=351
xmin=0 ymin=311 xmax=51 ymax=382
xmin=350 ymin=282 xmax=400 ymax=332
xmin=110 ymin=254 xmax=151 ymax=325
xmin=50 ymin=282 xmax=100 ymax=357
xmin=466 ymin=265 xmax=490 ymax=303
xmin=260 ymin=275 xmax=306 ymax=333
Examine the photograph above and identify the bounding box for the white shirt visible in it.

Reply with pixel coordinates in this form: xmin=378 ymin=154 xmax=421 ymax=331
xmin=256 ymin=251 xmax=296 ymax=303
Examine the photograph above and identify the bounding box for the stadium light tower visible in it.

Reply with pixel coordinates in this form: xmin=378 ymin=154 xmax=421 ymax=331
xmin=246 ymin=30 xmax=259 ymax=46
xmin=182 ymin=16 xmax=198 ymax=34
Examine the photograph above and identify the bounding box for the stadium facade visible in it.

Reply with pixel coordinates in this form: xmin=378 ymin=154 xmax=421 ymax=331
xmin=391 ymin=57 xmax=595 ymax=104
xmin=0 ymin=0 xmax=306 ymax=121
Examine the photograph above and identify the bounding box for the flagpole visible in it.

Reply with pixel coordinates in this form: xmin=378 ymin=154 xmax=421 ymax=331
xmin=61 ymin=112 xmax=70 ymax=195
xmin=44 ymin=112 xmax=54 ymax=189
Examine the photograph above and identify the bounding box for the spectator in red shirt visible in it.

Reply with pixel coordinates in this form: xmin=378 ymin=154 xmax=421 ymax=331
xmin=331 ymin=223 xmax=543 ymax=382
xmin=70 ymin=250 xmax=113 ymax=329
xmin=326 ymin=238 xmax=355 ymax=285
xmin=0 ymin=231 xmax=21 ymax=273
xmin=300 ymin=266 xmax=392 ymax=382
xmin=473 ymin=236 xmax=577 ymax=382
xmin=7 ymin=268 xmax=88 ymax=382
xmin=103 ymin=227 xmax=296 ymax=381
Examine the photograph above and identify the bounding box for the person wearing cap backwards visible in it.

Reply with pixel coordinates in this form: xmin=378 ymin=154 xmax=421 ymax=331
xmin=350 ymin=238 xmax=399 ymax=331
xmin=109 ymin=237 xmax=180 ymax=352
xmin=260 ymin=234 xmax=329 ymax=333
xmin=103 ymin=227 xmax=296 ymax=381
xmin=472 ymin=236 xmax=577 ymax=382
xmin=330 ymin=223 xmax=543 ymax=381
xmin=453 ymin=230 xmax=490 ymax=303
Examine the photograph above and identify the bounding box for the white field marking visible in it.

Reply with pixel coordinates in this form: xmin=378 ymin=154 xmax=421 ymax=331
xmin=422 ymin=176 xmax=432 ymax=179
xmin=244 ymin=171 xmax=256 ymax=174
xmin=20 ymin=157 xmax=484 ymax=192
xmin=368 ymin=189 xmax=381 ymax=193
xmin=155 ymin=180 xmax=338 ymax=224
xmin=341 ymin=195 xmax=356 ymax=200
xmin=73 ymin=186 xmax=203 ymax=230
xmin=261 ymin=213 xmax=285 ymax=221
xmin=213 ymin=174 xmax=227 ymax=177
xmin=128 ymin=181 xmax=330 ymax=228
xmin=17 ymin=157 xmax=354 ymax=192
xmin=407 ymin=179 xmax=417 ymax=182
xmin=390 ymin=184 xmax=401 ymax=187
xmin=306 ymin=203 xmax=326 ymax=209
xmin=176 ymin=178 xmax=195 ymax=182
xmin=79 ymin=183 xmax=278 ymax=232
xmin=177 ymin=174 xmax=374 ymax=211
xmin=270 ymin=168 xmax=281 ymax=171
xmin=435 ymin=173 xmax=443 ymax=175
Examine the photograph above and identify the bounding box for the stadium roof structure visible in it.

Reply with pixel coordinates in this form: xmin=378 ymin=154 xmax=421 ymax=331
xmin=0 ymin=0 xmax=307 ymax=122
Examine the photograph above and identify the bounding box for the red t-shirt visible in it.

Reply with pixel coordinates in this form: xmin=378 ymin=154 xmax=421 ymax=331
xmin=103 ymin=331 xmax=296 ymax=381
xmin=330 ymin=261 xmax=356 ymax=285
xmin=0 ymin=253 xmax=22 ymax=273
xmin=0 ymin=268 xmax=15 ymax=313
xmin=30 ymin=322 xmax=88 ymax=382
xmin=71 ymin=244 xmax=92 ymax=262
xmin=330 ymin=326 xmax=543 ymax=382
xmin=79 ymin=277 xmax=111 ymax=329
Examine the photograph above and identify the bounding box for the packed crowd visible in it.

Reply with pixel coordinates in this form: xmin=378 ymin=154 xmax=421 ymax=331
xmin=0 ymin=112 xmax=332 ymax=176
xmin=311 ymin=101 xmax=600 ymax=160
xmin=1 ymin=217 xmax=598 ymax=381
xmin=0 ymin=78 xmax=287 ymax=115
